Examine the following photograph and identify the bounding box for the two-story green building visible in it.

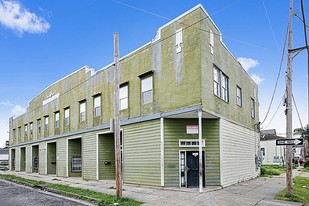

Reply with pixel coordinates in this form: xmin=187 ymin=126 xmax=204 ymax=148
xmin=9 ymin=4 xmax=260 ymax=188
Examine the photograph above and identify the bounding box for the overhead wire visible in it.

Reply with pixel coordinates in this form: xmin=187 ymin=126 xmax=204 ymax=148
xmin=264 ymin=94 xmax=284 ymax=129
xmin=300 ymin=0 xmax=309 ymax=127
xmin=261 ymin=0 xmax=280 ymax=52
xmin=260 ymin=26 xmax=288 ymax=125
xmin=292 ymin=94 xmax=304 ymax=129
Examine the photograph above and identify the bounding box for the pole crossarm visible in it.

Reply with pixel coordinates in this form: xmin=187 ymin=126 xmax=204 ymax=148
xmin=288 ymin=46 xmax=309 ymax=53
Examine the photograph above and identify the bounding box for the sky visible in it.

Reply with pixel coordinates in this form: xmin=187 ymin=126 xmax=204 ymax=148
xmin=0 ymin=0 xmax=308 ymax=147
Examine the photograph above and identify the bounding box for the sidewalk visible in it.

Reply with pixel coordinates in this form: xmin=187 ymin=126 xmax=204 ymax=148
xmin=2 ymin=169 xmax=307 ymax=206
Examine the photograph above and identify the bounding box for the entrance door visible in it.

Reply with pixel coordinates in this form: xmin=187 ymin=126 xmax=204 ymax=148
xmin=186 ymin=151 xmax=205 ymax=188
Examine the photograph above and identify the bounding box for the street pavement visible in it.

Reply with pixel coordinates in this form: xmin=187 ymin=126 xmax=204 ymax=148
xmin=0 ymin=179 xmax=93 ymax=206
xmin=2 ymin=169 xmax=308 ymax=206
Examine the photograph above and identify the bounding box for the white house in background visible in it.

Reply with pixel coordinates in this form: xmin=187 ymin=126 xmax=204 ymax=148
xmin=260 ymin=129 xmax=285 ymax=165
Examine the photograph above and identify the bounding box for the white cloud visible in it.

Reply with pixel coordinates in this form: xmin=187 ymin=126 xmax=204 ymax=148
xmin=0 ymin=0 xmax=50 ymax=35
xmin=251 ymin=74 xmax=264 ymax=85
xmin=12 ymin=105 xmax=26 ymax=116
xmin=237 ymin=57 xmax=259 ymax=72
xmin=0 ymin=100 xmax=13 ymax=106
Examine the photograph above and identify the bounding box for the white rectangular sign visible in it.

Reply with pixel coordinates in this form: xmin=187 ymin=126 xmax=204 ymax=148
xmin=186 ymin=125 xmax=198 ymax=134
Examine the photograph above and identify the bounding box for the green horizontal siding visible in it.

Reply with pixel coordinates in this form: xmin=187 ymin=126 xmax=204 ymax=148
xmin=123 ymin=119 xmax=161 ymax=186
xmin=57 ymin=138 xmax=66 ymax=177
xmin=82 ymin=131 xmax=99 ymax=180
xmin=98 ymin=134 xmax=115 ymax=180
xmin=164 ymin=118 xmax=220 ymax=187
xmin=203 ymin=119 xmax=220 ymax=186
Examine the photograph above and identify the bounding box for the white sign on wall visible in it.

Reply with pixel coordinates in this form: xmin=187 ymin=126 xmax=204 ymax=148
xmin=186 ymin=125 xmax=198 ymax=134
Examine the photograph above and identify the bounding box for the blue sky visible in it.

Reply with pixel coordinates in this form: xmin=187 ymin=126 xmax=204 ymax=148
xmin=0 ymin=0 xmax=308 ymax=147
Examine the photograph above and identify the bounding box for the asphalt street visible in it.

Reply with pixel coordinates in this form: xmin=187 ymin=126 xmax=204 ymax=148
xmin=0 ymin=180 xmax=94 ymax=206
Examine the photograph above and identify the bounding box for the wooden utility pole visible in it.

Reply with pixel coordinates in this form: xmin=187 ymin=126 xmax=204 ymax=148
xmin=114 ymin=32 xmax=122 ymax=198
xmin=286 ymin=0 xmax=294 ymax=196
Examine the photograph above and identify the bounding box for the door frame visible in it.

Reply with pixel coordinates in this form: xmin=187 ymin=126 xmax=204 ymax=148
xmin=179 ymin=150 xmax=205 ymax=188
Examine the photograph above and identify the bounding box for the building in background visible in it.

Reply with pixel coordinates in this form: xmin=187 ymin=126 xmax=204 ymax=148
xmin=0 ymin=147 xmax=9 ymax=170
xmin=8 ymin=4 xmax=260 ymax=188
xmin=260 ymin=129 xmax=285 ymax=165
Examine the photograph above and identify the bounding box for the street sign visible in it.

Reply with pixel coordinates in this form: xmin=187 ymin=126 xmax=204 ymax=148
xmin=276 ymin=138 xmax=303 ymax=146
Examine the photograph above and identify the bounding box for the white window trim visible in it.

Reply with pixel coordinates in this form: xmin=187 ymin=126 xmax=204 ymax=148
xmin=236 ymin=86 xmax=242 ymax=107
xmin=176 ymin=28 xmax=183 ymax=53
xmin=141 ymin=76 xmax=153 ymax=104
xmin=120 ymin=85 xmax=128 ymax=110
xmin=213 ymin=67 xmax=229 ymax=102
xmin=179 ymin=139 xmax=205 ymax=147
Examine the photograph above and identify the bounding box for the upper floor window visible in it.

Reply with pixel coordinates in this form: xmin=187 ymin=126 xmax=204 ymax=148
xmin=141 ymin=76 xmax=153 ymax=104
xmin=236 ymin=86 xmax=242 ymax=107
xmin=251 ymin=98 xmax=256 ymax=118
xmin=175 ymin=28 xmax=183 ymax=53
xmin=13 ymin=129 xmax=16 ymax=139
xmin=213 ymin=67 xmax=229 ymax=102
xmin=94 ymin=95 xmax=101 ymax=117
xmin=80 ymin=101 xmax=86 ymax=122
xmin=29 ymin=122 xmax=33 ymax=136
xmin=45 ymin=116 xmax=49 ymax=131
xmin=24 ymin=124 xmax=28 ymax=138
xmin=55 ymin=111 xmax=60 ymax=128
xmin=37 ymin=119 xmax=41 ymax=134
xmin=210 ymin=30 xmax=214 ymax=54
xmin=18 ymin=127 xmax=21 ymax=138
xmin=64 ymin=108 xmax=70 ymax=126
xmin=120 ymin=84 xmax=128 ymax=110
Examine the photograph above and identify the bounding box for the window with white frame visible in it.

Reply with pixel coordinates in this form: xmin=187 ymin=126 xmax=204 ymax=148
xmin=251 ymin=98 xmax=255 ymax=118
xmin=64 ymin=108 xmax=70 ymax=126
xmin=175 ymin=28 xmax=183 ymax=53
xmin=141 ymin=76 xmax=153 ymax=104
xmin=37 ymin=119 xmax=41 ymax=134
xmin=236 ymin=86 xmax=242 ymax=107
xmin=213 ymin=67 xmax=229 ymax=102
xmin=45 ymin=116 xmax=49 ymax=131
xmin=55 ymin=112 xmax=60 ymax=128
xmin=80 ymin=101 xmax=86 ymax=122
xmin=24 ymin=124 xmax=28 ymax=138
xmin=210 ymin=30 xmax=214 ymax=54
xmin=94 ymin=95 xmax=101 ymax=117
xmin=120 ymin=84 xmax=128 ymax=110
xmin=29 ymin=122 xmax=33 ymax=136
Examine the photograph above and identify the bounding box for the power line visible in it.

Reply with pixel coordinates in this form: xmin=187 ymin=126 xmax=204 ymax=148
xmin=261 ymin=25 xmax=288 ymax=125
xmin=261 ymin=0 xmax=280 ymax=52
xmin=292 ymin=94 xmax=304 ymax=129
xmin=264 ymin=94 xmax=284 ymax=129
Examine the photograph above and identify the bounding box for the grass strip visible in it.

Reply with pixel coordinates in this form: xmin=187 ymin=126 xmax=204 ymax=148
xmin=276 ymin=176 xmax=309 ymax=204
xmin=260 ymin=165 xmax=286 ymax=177
xmin=0 ymin=174 xmax=141 ymax=206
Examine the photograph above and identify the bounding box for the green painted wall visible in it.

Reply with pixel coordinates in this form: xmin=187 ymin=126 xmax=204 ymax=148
xmin=57 ymin=138 xmax=66 ymax=177
xmin=164 ymin=118 xmax=220 ymax=187
xmin=47 ymin=142 xmax=56 ymax=174
xmin=82 ymin=131 xmax=98 ymax=180
xmin=68 ymin=138 xmax=82 ymax=177
xmin=123 ymin=119 xmax=161 ymax=186
xmin=98 ymin=134 xmax=115 ymax=180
